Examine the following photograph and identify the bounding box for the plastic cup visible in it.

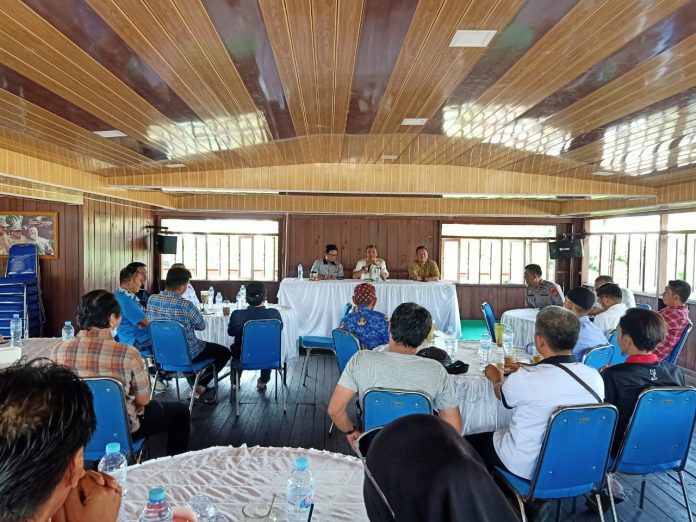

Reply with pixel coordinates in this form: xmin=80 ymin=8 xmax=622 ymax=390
xmin=242 ymin=502 xmax=271 ymax=521
xmin=494 ymin=323 xmax=506 ymax=346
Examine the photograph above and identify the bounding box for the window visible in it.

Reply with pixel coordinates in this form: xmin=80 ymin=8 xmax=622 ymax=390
xmin=441 ymin=224 xmax=557 ymax=284
xmin=585 ymin=215 xmax=660 ymax=293
xmin=665 ymin=212 xmax=696 ymax=298
xmin=160 ymin=219 xmax=279 ymax=281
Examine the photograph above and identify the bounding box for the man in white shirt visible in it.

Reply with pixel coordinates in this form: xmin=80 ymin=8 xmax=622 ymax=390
xmin=352 ymin=245 xmax=389 ymax=281
xmin=465 ymin=306 xmax=604 ymax=481
xmin=589 ymin=275 xmax=635 ymax=315
xmin=327 ymin=302 xmax=461 ymax=449
xmin=593 ymin=283 xmax=629 ymax=336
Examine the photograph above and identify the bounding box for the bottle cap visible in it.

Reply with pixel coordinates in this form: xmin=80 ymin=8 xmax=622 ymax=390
xmin=12 ymin=313 xmax=19 ymax=318
xmin=294 ymin=456 xmax=309 ymax=471
xmin=64 ymin=321 xmax=71 ymax=326
xmin=105 ymin=442 xmax=121 ymax=454
xmin=148 ymin=487 xmax=166 ymax=502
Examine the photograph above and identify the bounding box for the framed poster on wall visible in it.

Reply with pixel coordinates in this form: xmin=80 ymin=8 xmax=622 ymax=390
xmin=0 ymin=211 xmax=58 ymax=259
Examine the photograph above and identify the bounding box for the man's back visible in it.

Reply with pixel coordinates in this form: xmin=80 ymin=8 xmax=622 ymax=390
xmin=594 ymin=302 xmax=628 ymax=335
xmin=572 ymin=316 xmax=609 ymax=360
xmin=340 ymin=307 xmax=390 ymax=350
xmin=147 ymin=290 xmax=206 ymax=358
xmin=603 ymin=360 xmax=684 ymax=452
xmin=228 ymin=306 xmax=283 ymax=353
xmin=336 ymin=350 xmax=457 ymax=410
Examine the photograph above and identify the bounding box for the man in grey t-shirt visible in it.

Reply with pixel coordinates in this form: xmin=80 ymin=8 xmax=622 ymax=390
xmin=328 ymin=303 xmax=462 ymax=449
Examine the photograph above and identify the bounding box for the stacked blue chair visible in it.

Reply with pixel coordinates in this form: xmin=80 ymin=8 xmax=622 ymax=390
xmin=481 ymin=302 xmax=497 ymax=342
xmin=0 ymin=244 xmax=44 ymax=338
xmin=496 ymin=404 xmax=618 ymax=522
xmin=327 ymin=328 xmax=361 ymax=434
xmin=606 ymin=386 xmax=696 ymax=522
xmin=665 ymin=322 xmax=693 ymax=364
xmin=362 ymin=388 xmax=433 ymax=431
xmin=301 ymin=302 xmax=352 ymax=385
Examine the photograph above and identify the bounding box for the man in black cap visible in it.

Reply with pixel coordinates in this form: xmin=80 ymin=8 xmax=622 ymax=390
xmin=564 ymin=286 xmax=609 ymax=360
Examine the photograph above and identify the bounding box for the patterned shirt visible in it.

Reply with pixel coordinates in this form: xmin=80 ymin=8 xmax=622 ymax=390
xmin=340 ymin=306 xmax=390 ymax=350
xmin=408 ymin=260 xmax=440 ymax=280
xmin=146 ymin=290 xmax=206 ymax=358
xmin=654 ymin=305 xmax=691 ymax=361
xmin=52 ymin=329 xmax=150 ymax=432
xmin=310 ymin=258 xmax=344 ymax=278
xmin=525 ymin=279 xmax=564 ymax=308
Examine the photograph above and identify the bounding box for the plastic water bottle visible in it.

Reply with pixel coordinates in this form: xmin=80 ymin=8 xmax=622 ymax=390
xmin=297 ymin=264 xmax=304 ymax=280
xmin=479 ymin=333 xmax=492 ymax=371
xmin=61 ymin=321 xmax=75 ymax=341
xmin=9 ymin=314 xmax=22 ymax=349
xmin=286 ymin=456 xmax=314 ymax=521
xmin=502 ymin=328 xmax=514 ymax=356
xmin=139 ymin=487 xmax=173 ymax=522
xmin=445 ymin=326 xmax=456 ymax=357
xmin=214 ymin=292 xmax=223 ymax=305
xmin=98 ymin=443 xmax=128 ymax=521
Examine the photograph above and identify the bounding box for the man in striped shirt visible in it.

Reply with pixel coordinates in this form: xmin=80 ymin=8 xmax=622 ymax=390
xmin=654 ymin=280 xmax=692 ymax=361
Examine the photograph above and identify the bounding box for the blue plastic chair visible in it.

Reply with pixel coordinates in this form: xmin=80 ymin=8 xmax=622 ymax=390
xmin=327 ymin=328 xmax=361 ymax=434
xmin=481 ymin=302 xmax=497 ymax=342
xmin=496 ymin=404 xmax=618 ymax=522
xmin=301 ymin=302 xmax=353 ymax=385
xmin=607 ymin=386 xmax=696 ymax=522
xmin=607 ymin=330 xmax=628 ymax=366
xmin=6 ymin=244 xmax=38 ymax=277
xmin=665 ymin=322 xmax=693 ymax=364
xmin=83 ymin=378 xmax=145 ymax=462
xmin=636 ymin=303 xmax=652 ymax=310
xmin=362 ymin=388 xmax=433 ymax=432
xmin=149 ymin=320 xmax=218 ymax=412
xmin=582 ymin=345 xmax=614 ymax=370
xmin=234 ymin=319 xmax=285 ymax=416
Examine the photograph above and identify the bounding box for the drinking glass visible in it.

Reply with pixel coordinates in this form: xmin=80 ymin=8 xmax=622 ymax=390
xmin=242 ymin=502 xmax=271 ymax=521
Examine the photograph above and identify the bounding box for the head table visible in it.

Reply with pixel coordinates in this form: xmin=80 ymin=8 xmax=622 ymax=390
xmin=124 ymin=445 xmax=368 ymax=521
xmin=278 ymin=278 xmax=461 ymax=339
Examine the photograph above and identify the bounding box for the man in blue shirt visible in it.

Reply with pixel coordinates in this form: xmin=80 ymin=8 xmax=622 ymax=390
xmin=114 ymin=265 xmax=151 ymax=352
xmin=564 ymin=286 xmax=608 ymax=361
xmin=340 ymin=283 xmax=389 ymax=350
xmin=147 ymin=266 xmax=230 ymax=402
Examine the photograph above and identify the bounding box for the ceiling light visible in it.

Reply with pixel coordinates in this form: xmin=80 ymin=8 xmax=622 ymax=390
xmin=593 ymin=171 xmax=614 ymax=177
xmin=165 ymin=163 xmax=186 ymax=168
xmin=161 ymin=188 xmax=279 ymax=195
xmin=93 ymin=129 xmax=127 ymax=138
xmin=401 ymin=118 xmax=428 ymax=126
xmin=381 ymin=154 xmax=398 ymax=160
xmin=449 ymin=30 xmax=497 ymax=48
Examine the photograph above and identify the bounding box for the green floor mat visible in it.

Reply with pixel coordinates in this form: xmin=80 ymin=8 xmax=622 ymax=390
xmin=460 ymin=319 xmax=489 ymax=340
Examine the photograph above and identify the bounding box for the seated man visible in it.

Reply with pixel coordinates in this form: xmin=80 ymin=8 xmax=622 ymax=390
xmin=594 ymin=283 xmax=628 ymax=336
xmin=408 ymin=245 xmax=440 ymax=282
xmin=0 ymin=362 xmax=121 ymax=522
xmin=170 ymin=263 xmax=201 ymax=305
xmin=54 ymin=290 xmax=190 ymax=456
xmin=340 ymin=282 xmax=389 ymax=350
xmin=589 ymin=275 xmax=636 ymax=315
xmin=328 ymin=302 xmax=462 ymax=448
xmin=147 ymin=266 xmax=231 ymax=401
xmin=523 ymin=263 xmax=564 ymax=308
xmin=564 ymin=286 xmax=608 ymax=361
xmin=228 ymin=281 xmax=283 ymax=391
xmin=602 ymin=308 xmax=684 ymax=454
xmin=126 ymin=261 xmax=150 ymax=307
xmin=353 ymin=244 xmax=389 ymax=281
xmin=114 ymin=265 xmax=151 ymax=352
xmin=466 ymin=306 xmax=604 ymax=480
xmin=310 ymin=243 xmax=344 ymax=279
xmin=654 ymin=279 xmax=692 ymax=361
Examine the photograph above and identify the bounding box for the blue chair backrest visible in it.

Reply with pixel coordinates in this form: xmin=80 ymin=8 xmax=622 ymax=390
xmin=332 ymin=328 xmax=360 ymax=373
xmin=481 ymin=302 xmax=496 ymax=342
xmin=607 ymin=330 xmax=628 ymax=365
xmin=665 ymin=323 xmax=693 ymax=364
xmin=6 ymin=244 xmax=38 ymax=277
xmin=530 ymin=404 xmax=617 ymax=499
xmin=340 ymin=302 xmax=352 ymax=321
xmin=614 ymin=387 xmax=696 ymax=474
xmin=149 ymin=320 xmax=194 ymax=370
xmin=362 ymin=388 xmax=433 ymax=431
xmin=582 ymin=345 xmax=614 ymax=370
xmin=84 ymin=378 xmax=135 ymax=461
xmin=637 ymin=303 xmax=652 ymax=310
xmin=241 ymin=319 xmax=282 ymax=370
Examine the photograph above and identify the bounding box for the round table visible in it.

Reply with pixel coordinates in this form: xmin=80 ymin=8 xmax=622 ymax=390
xmin=196 ymin=304 xmax=300 ymax=362
xmin=500 ymin=308 xmax=539 ymax=348
xmin=278 ymin=278 xmax=461 ymax=338
xmin=123 ymin=445 xmax=368 ymax=521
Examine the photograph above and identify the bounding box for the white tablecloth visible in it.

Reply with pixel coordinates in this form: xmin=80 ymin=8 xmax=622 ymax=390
xmin=0 ymin=337 xmax=61 ymax=368
xmin=500 ymin=308 xmax=539 ymax=348
xmin=278 ymin=278 xmax=461 ymax=338
xmin=196 ymin=305 xmax=300 ymax=362
xmin=124 ymin=445 xmax=367 ymax=521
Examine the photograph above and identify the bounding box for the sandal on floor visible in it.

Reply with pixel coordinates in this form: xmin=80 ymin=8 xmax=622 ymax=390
xmin=256 ymin=379 xmax=268 ymax=391
xmin=200 ymin=387 xmax=218 ymax=405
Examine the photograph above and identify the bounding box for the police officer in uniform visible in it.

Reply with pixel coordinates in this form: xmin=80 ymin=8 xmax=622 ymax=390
xmin=524 ymin=263 xmax=564 ymax=308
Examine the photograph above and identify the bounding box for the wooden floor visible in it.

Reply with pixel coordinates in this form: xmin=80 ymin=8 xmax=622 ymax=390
xmin=151 ymin=351 xmax=696 ymax=522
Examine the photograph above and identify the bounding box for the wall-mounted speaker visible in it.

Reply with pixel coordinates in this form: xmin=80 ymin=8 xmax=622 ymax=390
xmin=155 ymin=234 xmax=178 ymax=255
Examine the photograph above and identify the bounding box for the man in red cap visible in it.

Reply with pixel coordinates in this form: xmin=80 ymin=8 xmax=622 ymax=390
xmin=340 ymin=283 xmax=389 ymax=350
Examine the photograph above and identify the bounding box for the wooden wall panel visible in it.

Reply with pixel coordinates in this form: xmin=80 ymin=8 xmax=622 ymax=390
xmin=456 ymin=285 xmax=527 ymax=320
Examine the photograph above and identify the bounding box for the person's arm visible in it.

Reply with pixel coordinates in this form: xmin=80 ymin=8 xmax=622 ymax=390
xmin=53 ymin=472 xmax=122 ymax=522
xmin=438 ymin=407 xmax=462 ymax=434
xmin=380 ymin=261 xmax=389 ymax=280
xmin=408 ymin=261 xmax=421 ymax=281
xmin=485 ymin=364 xmax=505 ymax=401
xmin=228 ymin=311 xmax=245 ymax=337
xmin=327 ymin=384 xmax=361 ymax=447
xmin=588 ymin=304 xmax=603 ymax=316
xmin=353 ymin=259 xmax=367 ymax=279
xmin=424 ymin=262 xmax=440 ymax=282
xmin=188 ymin=302 xmax=206 ymax=331
xmin=337 ymin=263 xmax=344 ymax=279
xmin=138 ymin=317 xmax=150 ymax=327
xmin=550 ymin=284 xmax=564 ymax=305
xmin=130 ymin=351 xmax=151 ymax=411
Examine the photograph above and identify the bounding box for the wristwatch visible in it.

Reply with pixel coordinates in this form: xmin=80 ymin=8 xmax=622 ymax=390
xmin=345 ymin=424 xmax=356 ymax=435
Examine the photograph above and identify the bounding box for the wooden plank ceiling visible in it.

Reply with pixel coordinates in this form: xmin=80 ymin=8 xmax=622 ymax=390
xmin=0 ymin=0 xmax=695 ymax=216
